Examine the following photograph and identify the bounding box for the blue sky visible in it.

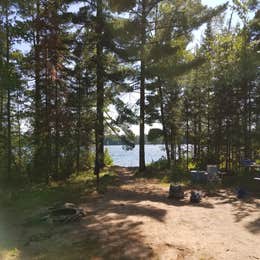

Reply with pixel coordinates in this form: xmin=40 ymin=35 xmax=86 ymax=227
xmin=202 ymin=0 xmax=228 ymax=7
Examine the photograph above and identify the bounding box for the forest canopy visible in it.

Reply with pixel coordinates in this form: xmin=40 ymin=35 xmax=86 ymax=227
xmin=0 ymin=0 xmax=259 ymax=184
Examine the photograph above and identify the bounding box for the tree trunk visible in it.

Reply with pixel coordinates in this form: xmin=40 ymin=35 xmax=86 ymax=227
xmin=198 ymin=97 xmax=202 ymax=161
xmin=158 ymin=83 xmax=170 ymax=165
xmin=76 ymin=76 xmax=82 ymax=174
xmin=5 ymin=1 xmax=12 ymax=179
xmin=170 ymin=131 xmax=176 ymax=164
xmin=0 ymin=87 xmax=3 ymax=133
xmin=178 ymin=143 xmax=181 ymax=160
xmin=248 ymin=84 xmax=252 ymax=159
xmin=194 ymin=121 xmax=197 ymax=161
xmin=186 ymin=105 xmax=189 ymax=171
xmin=207 ymin=85 xmax=210 ymax=154
xmin=94 ymin=0 xmax=104 ymax=189
xmin=44 ymin=46 xmax=51 ymax=184
xmin=33 ymin=0 xmax=41 ymax=173
xmin=139 ymin=0 xmax=146 ymax=172
xmin=54 ymin=81 xmax=59 ymax=177
xmin=16 ymin=91 xmax=22 ymax=175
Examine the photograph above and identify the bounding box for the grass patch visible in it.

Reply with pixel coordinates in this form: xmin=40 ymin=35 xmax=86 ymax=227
xmin=0 ymin=169 xmax=118 ymax=212
xmin=138 ymin=159 xmax=191 ymax=186
xmin=0 ymin=168 xmax=119 ymax=260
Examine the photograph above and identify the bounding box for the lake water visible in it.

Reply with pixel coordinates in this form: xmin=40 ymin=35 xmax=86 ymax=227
xmin=105 ymin=144 xmax=166 ymax=167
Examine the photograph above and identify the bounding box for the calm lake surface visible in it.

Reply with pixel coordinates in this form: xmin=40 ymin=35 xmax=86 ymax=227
xmin=105 ymin=144 xmax=166 ymax=167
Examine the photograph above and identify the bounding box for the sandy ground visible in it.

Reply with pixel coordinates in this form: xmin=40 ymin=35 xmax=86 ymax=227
xmin=1 ymin=166 xmax=259 ymax=260
xmin=78 ymin=166 xmax=260 ymax=260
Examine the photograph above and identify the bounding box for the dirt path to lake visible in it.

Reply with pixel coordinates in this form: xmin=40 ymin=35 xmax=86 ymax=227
xmin=1 ymin=166 xmax=259 ymax=260
xmin=76 ymin=166 xmax=260 ymax=260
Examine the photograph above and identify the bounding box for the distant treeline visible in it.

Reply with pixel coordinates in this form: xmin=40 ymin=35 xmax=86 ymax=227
xmin=104 ymin=135 xmax=163 ymax=145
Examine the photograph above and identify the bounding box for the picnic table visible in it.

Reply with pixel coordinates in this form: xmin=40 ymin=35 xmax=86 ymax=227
xmin=190 ymin=165 xmax=221 ymax=183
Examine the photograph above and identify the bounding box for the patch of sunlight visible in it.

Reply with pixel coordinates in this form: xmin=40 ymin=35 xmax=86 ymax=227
xmin=188 ymin=161 xmax=196 ymax=170
xmin=160 ymin=182 xmax=170 ymax=187
xmin=0 ymin=248 xmax=21 ymax=260
xmin=69 ymin=171 xmax=94 ymax=183
xmin=69 ymin=169 xmax=117 ymax=184
xmin=160 ymin=176 xmax=170 ymax=183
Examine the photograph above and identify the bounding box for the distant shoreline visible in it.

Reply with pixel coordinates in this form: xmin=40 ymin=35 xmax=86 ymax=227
xmin=104 ymin=143 xmax=164 ymax=145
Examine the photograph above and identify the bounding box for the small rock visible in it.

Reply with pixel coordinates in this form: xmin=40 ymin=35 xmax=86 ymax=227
xmin=168 ymin=184 xmax=184 ymax=199
xmin=190 ymin=191 xmax=201 ymax=203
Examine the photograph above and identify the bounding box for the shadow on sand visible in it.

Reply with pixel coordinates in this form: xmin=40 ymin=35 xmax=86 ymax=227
xmin=1 ymin=167 xmax=259 ymax=259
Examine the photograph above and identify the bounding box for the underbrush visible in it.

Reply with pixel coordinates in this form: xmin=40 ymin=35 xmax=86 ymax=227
xmin=140 ymin=158 xmax=191 ymax=185
xmin=222 ymin=170 xmax=260 ymax=193
xmin=141 ymin=158 xmax=260 ymax=194
xmin=0 ymin=169 xmax=118 ymax=213
xmin=0 ymin=169 xmax=118 ymax=260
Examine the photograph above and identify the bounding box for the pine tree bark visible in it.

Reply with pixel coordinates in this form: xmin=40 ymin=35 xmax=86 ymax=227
xmin=95 ymin=0 xmax=104 ymax=189
xmin=207 ymin=85 xmax=210 ymax=154
xmin=16 ymin=91 xmax=22 ymax=174
xmin=198 ymin=96 xmax=202 ymax=161
xmin=33 ymin=0 xmax=41 ymax=173
xmin=158 ymin=84 xmax=170 ymax=165
xmin=54 ymin=81 xmax=59 ymax=176
xmin=185 ymin=100 xmax=189 ymax=170
xmin=0 ymin=86 xmax=3 ymax=147
xmin=139 ymin=0 xmax=146 ymax=172
xmin=0 ymin=87 xmax=3 ymax=132
xmin=76 ymin=76 xmax=82 ymax=174
xmin=248 ymin=84 xmax=252 ymax=159
xmin=44 ymin=46 xmax=51 ymax=184
xmin=178 ymin=144 xmax=181 ymax=160
xmin=5 ymin=0 xmax=12 ymax=178
xmin=170 ymin=131 xmax=176 ymax=164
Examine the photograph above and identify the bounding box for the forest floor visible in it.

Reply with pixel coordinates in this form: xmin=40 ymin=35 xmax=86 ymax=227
xmin=0 ymin=166 xmax=260 ymax=260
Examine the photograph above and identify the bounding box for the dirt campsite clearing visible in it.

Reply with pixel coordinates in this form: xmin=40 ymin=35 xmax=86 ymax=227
xmin=1 ymin=166 xmax=260 ymax=260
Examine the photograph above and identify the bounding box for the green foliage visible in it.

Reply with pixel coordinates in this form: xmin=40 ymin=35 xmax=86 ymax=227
xmin=194 ymin=152 xmax=220 ymax=170
xmin=0 ymin=0 xmax=258 ymax=184
xmin=222 ymin=170 xmax=260 ymax=192
xmin=144 ymin=158 xmax=190 ymax=185
xmin=104 ymin=148 xmax=113 ymax=166
xmin=170 ymin=164 xmax=191 ymax=184
xmin=148 ymin=157 xmax=170 ymax=170
xmin=85 ymin=151 xmax=96 ymax=169
xmin=0 ymin=168 xmax=119 ymax=260
xmin=147 ymin=128 xmax=163 ymax=142
xmin=108 ymin=0 xmax=136 ymax=12
xmin=0 ymin=169 xmax=118 ymax=210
